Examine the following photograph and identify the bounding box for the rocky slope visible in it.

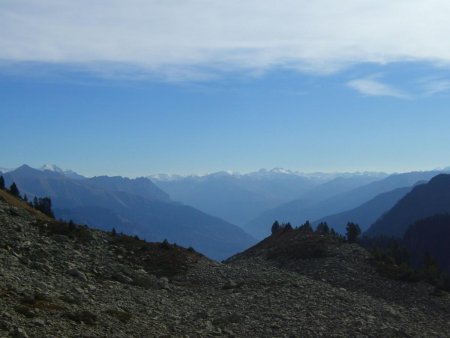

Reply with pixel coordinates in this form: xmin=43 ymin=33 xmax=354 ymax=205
xmin=0 ymin=191 xmax=449 ymax=337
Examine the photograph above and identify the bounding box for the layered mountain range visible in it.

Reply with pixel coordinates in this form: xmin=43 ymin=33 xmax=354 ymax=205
xmin=366 ymin=174 xmax=450 ymax=238
xmin=152 ymin=169 xmax=386 ymax=227
xmin=244 ymin=170 xmax=445 ymax=238
xmin=2 ymin=165 xmax=255 ymax=260
xmin=3 ymin=164 xmax=450 ymax=262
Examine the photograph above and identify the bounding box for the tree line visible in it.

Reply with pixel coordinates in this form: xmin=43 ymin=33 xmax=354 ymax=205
xmin=271 ymin=219 xmax=361 ymax=243
xmin=0 ymin=175 xmax=54 ymax=218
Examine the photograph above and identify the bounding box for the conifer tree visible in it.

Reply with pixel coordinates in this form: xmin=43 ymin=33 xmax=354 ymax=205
xmin=284 ymin=222 xmax=293 ymax=231
xmin=316 ymin=222 xmax=330 ymax=234
xmin=9 ymin=182 xmax=20 ymax=197
xmin=346 ymin=222 xmax=361 ymax=243
xmin=299 ymin=220 xmax=313 ymax=232
xmin=33 ymin=196 xmax=54 ymax=218
xmin=0 ymin=176 xmax=4 ymax=190
xmin=271 ymin=220 xmax=280 ymax=234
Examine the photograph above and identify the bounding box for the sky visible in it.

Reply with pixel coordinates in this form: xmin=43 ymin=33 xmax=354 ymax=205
xmin=2 ymin=0 xmax=450 ymax=177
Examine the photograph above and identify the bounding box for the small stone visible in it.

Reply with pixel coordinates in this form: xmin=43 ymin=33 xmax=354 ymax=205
xmin=112 ymin=273 xmax=133 ymax=284
xmin=222 ymin=328 xmax=234 ymax=336
xmin=67 ymin=268 xmax=88 ymax=282
xmin=1 ymin=312 xmax=12 ymax=319
xmin=12 ymin=327 xmax=29 ymax=338
xmin=205 ymin=320 xmax=214 ymax=331
xmin=0 ymin=319 xmax=11 ymax=330
xmin=72 ymin=286 xmax=85 ymax=295
xmin=51 ymin=234 xmax=70 ymax=243
xmin=32 ymin=318 xmax=45 ymax=326
xmin=21 ymin=293 xmax=35 ymax=304
xmin=222 ymin=280 xmax=238 ymax=290
xmin=158 ymin=277 xmax=170 ymax=290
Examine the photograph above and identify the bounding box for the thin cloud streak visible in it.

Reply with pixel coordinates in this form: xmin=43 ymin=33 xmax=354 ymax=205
xmin=1 ymin=1 xmax=450 ymax=79
xmin=421 ymin=79 xmax=450 ymax=96
xmin=347 ymin=78 xmax=410 ymax=99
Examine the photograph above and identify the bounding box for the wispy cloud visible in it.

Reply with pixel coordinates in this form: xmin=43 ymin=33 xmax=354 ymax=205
xmin=1 ymin=1 xmax=450 ymax=80
xmin=347 ymin=77 xmax=410 ymax=99
xmin=421 ymin=78 xmax=450 ymax=96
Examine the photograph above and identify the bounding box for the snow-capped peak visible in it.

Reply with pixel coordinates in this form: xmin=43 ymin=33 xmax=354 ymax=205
xmin=39 ymin=164 xmax=85 ymax=179
xmin=40 ymin=164 xmax=64 ymax=173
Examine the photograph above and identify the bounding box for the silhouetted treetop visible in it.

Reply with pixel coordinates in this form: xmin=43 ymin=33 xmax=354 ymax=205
xmin=346 ymin=222 xmax=361 ymax=243
xmin=9 ymin=182 xmax=20 ymax=197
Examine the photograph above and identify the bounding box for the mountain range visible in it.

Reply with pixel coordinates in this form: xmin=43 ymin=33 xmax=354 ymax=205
xmin=40 ymin=164 xmax=86 ymax=180
xmin=244 ymin=170 xmax=445 ymax=239
xmin=313 ymin=186 xmax=412 ymax=234
xmin=2 ymin=165 xmax=255 ymax=260
xmin=152 ymin=169 xmax=386 ymax=226
xmin=366 ymin=174 xmax=450 ymax=238
xmin=3 ymin=164 xmax=450 ymax=261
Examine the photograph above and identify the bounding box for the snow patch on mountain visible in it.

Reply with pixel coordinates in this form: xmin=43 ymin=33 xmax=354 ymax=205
xmin=40 ymin=164 xmax=85 ymax=180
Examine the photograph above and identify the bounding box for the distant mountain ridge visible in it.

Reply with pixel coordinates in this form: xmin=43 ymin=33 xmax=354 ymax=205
xmin=3 ymin=164 xmax=255 ymax=259
xmin=149 ymin=168 xmax=387 ymax=182
xmin=244 ymin=170 xmax=445 ymax=239
xmin=313 ymin=186 xmax=412 ymax=234
xmin=40 ymin=164 xmax=85 ymax=180
xmin=153 ymin=168 xmax=386 ymax=226
xmin=366 ymin=174 xmax=450 ymax=238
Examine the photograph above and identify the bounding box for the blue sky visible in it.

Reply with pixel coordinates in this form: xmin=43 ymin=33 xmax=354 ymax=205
xmin=2 ymin=1 xmax=450 ymax=177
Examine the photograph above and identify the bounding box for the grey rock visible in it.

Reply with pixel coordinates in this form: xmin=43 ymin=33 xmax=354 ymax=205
xmin=0 ymin=319 xmax=11 ymax=330
xmin=112 ymin=273 xmax=133 ymax=284
xmin=12 ymin=327 xmax=29 ymax=338
xmin=222 ymin=279 xmax=238 ymax=290
xmin=51 ymin=234 xmax=70 ymax=243
xmin=31 ymin=318 xmax=45 ymax=326
xmin=158 ymin=277 xmax=170 ymax=290
xmin=67 ymin=268 xmax=88 ymax=282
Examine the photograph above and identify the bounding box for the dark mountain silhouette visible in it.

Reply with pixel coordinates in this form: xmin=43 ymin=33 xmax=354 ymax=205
xmin=3 ymin=165 xmax=255 ymax=259
xmin=313 ymin=186 xmax=411 ymax=233
xmin=366 ymin=174 xmax=450 ymax=238
xmin=245 ymin=171 xmax=443 ymax=239
xmin=403 ymin=214 xmax=450 ymax=273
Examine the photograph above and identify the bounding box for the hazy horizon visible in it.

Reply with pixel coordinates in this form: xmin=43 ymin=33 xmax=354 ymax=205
xmin=2 ymin=162 xmax=449 ymax=180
